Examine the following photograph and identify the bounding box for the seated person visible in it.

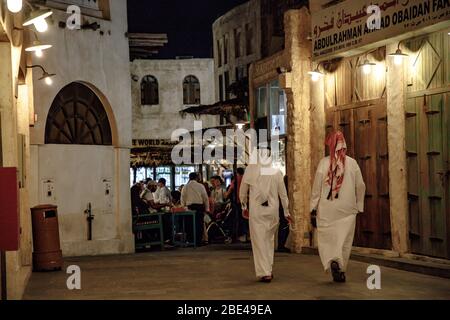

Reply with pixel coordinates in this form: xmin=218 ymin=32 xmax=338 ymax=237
xmin=154 ymin=178 xmax=172 ymax=205
xmin=210 ymin=176 xmax=227 ymax=218
xmin=140 ymin=180 xmax=165 ymax=212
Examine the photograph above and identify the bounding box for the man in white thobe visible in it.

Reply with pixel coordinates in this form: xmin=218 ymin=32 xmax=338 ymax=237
xmin=310 ymin=131 xmax=366 ymax=282
xmin=240 ymin=149 xmax=290 ymax=282
xmin=154 ymin=178 xmax=172 ymax=204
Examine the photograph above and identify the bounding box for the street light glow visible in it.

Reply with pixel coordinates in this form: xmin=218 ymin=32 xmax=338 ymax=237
xmin=45 ymin=76 xmax=53 ymax=85
xmin=34 ymin=18 xmax=49 ymax=33
xmin=7 ymin=0 xmax=23 ymax=13
xmin=359 ymin=59 xmax=376 ymax=75
xmin=23 ymin=9 xmax=53 ymax=33
xmin=389 ymin=48 xmax=409 ymax=66
xmin=308 ymin=69 xmax=323 ymax=82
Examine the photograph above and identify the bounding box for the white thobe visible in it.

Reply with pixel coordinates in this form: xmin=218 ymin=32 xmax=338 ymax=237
xmin=240 ymin=166 xmax=289 ymax=278
xmin=310 ymin=156 xmax=366 ymax=272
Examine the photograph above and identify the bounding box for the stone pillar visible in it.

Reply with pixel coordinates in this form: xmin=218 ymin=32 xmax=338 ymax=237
xmin=386 ymin=43 xmax=409 ymax=254
xmin=115 ymin=147 xmax=135 ymax=254
xmin=0 ymin=41 xmax=32 ymax=300
xmin=282 ymin=8 xmax=312 ymax=253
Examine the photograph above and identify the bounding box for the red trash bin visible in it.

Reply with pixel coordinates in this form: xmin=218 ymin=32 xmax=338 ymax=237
xmin=31 ymin=205 xmax=63 ymax=271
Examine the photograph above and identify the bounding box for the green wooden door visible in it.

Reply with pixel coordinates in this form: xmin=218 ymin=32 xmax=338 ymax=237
xmin=406 ymin=92 xmax=450 ymax=258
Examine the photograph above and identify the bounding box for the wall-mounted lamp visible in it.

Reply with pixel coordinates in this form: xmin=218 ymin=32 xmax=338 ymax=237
xmin=7 ymin=0 xmax=23 ymax=13
xmin=388 ymin=43 xmax=409 ymax=66
xmin=308 ymin=67 xmax=324 ymax=82
xmin=23 ymin=8 xmax=53 ymax=33
xmin=25 ymin=40 xmax=52 ymax=57
xmin=277 ymin=67 xmax=290 ymax=75
xmin=26 ymin=65 xmax=56 ymax=85
xmin=359 ymin=59 xmax=376 ymax=75
xmin=25 ymin=32 xmax=52 ymax=57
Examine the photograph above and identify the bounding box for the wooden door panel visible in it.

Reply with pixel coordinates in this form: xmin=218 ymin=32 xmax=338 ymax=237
xmin=325 ymin=102 xmax=391 ymax=250
xmin=407 ymin=92 xmax=449 ymax=258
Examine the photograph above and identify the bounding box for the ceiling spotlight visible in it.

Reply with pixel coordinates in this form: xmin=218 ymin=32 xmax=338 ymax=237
xmin=23 ymin=9 xmax=53 ymax=33
xmin=7 ymin=0 xmax=23 ymax=13
xmin=27 ymin=65 xmax=56 ymax=86
xmin=25 ymin=40 xmax=52 ymax=58
xmin=359 ymin=59 xmax=376 ymax=75
xmin=389 ymin=48 xmax=409 ymax=65
xmin=308 ymin=68 xmax=324 ymax=82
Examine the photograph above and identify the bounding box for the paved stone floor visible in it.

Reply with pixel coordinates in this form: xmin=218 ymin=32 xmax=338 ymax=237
xmin=24 ymin=245 xmax=450 ymax=300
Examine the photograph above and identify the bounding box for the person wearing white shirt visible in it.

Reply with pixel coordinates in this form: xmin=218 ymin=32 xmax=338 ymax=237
xmin=140 ymin=180 xmax=159 ymax=212
xmin=154 ymin=178 xmax=172 ymax=204
xmin=181 ymin=172 xmax=210 ymax=246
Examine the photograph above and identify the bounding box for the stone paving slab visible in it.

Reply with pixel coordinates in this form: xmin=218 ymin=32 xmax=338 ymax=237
xmin=23 ymin=246 xmax=450 ymax=300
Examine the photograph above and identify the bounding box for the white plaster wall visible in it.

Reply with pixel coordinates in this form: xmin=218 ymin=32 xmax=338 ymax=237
xmin=29 ymin=0 xmax=134 ymax=257
xmin=131 ymin=59 xmax=218 ymax=140
xmin=30 ymin=1 xmax=132 ymax=146
xmin=38 ymin=145 xmax=115 ymax=239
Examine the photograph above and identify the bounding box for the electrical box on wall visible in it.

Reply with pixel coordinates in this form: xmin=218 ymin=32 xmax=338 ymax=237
xmin=103 ymin=178 xmax=113 ymax=214
xmin=41 ymin=179 xmax=56 ymax=204
xmin=0 ymin=168 xmax=20 ymax=251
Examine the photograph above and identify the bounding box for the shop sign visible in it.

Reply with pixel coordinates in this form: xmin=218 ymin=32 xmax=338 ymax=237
xmin=132 ymin=139 xmax=178 ymax=149
xmin=312 ymin=0 xmax=450 ymax=60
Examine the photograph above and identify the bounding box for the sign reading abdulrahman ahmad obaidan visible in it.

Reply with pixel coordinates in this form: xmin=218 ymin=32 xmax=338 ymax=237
xmin=312 ymin=0 xmax=450 ymax=60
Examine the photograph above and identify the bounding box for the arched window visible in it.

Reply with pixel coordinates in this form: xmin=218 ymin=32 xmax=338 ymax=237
xmin=141 ymin=75 xmax=159 ymax=105
xmin=183 ymin=75 xmax=201 ymax=105
xmin=45 ymin=82 xmax=112 ymax=145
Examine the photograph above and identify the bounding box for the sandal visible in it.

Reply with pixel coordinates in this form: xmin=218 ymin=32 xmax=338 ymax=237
xmin=331 ymin=261 xmax=344 ymax=283
xmin=260 ymin=276 xmax=273 ymax=283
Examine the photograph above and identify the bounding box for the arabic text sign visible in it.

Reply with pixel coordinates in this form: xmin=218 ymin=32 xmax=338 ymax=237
xmin=312 ymin=0 xmax=450 ymax=60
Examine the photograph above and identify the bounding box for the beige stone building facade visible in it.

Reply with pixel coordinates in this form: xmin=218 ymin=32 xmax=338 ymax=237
xmin=213 ymin=0 xmax=307 ymax=105
xmin=1 ymin=0 xmax=134 ymax=299
xmin=0 ymin=3 xmax=35 ymax=300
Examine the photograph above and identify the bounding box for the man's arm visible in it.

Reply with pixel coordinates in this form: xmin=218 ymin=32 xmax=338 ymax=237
xmin=224 ymin=181 xmax=234 ymax=199
xmin=278 ymin=173 xmax=290 ymax=218
xmin=239 ymin=181 xmax=249 ymax=208
xmin=200 ymin=185 xmax=210 ymax=213
xmin=310 ymin=161 xmax=324 ymax=212
xmin=153 ymin=189 xmax=160 ymax=204
xmin=181 ymin=186 xmax=187 ymax=207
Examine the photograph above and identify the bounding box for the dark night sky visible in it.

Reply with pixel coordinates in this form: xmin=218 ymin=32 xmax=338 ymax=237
xmin=127 ymin=0 xmax=249 ymax=59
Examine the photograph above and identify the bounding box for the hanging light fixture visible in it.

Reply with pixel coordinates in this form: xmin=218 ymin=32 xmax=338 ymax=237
xmin=308 ymin=67 xmax=324 ymax=82
xmin=25 ymin=38 xmax=52 ymax=58
xmin=359 ymin=59 xmax=376 ymax=75
xmin=23 ymin=8 xmax=53 ymax=33
xmin=388 ymin=46 xmax=409 ymax=66
xmin=26 ymin=65 xmax=56 ymax=86
xmin=7 ymin=0 xmax=23 ymax=13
